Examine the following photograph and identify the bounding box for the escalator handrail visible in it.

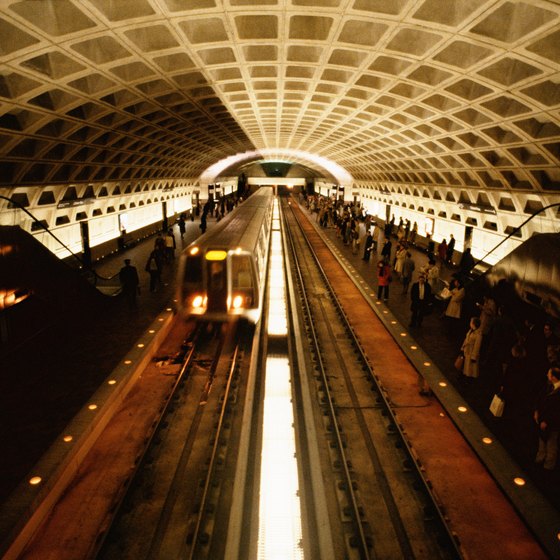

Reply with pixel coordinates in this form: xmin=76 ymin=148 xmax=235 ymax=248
xmin=0 ymin=195 xmax=116 ymax=284
xmin=465 ymin=202 xmax=560 ymax=276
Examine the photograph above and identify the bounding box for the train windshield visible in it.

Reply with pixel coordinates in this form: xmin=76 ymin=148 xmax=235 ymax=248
xmin=184 ymin=254 xmax=203 ymax=284
xmin=207 ymin=259 xmax=227 ymax=311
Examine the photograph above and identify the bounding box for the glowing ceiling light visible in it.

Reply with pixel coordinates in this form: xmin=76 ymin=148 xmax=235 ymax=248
xmin=200 ymin=149 xmax=353 ymax=187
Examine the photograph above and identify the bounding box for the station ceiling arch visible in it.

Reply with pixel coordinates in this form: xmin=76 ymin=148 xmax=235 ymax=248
xmin=200 ymin=149 xmax=353 ymax=185
xmin=0 ymin=0 xmax=559 ymax=202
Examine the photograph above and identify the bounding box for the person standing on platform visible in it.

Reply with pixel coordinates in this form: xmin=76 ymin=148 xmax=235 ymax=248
xmin=401 ymin=252 xmax=415 ymax=294
xmin=426 ymin=258 xmax=440 ymax=292
xmin=165 ymin=228 xmax=176 ymax=261
xmin=393 ymin=243 xmax=406 ymax=279
xmin=444 ymin=278 xmax=465 ymax=319
xmin=145 ymin=249 xmax=162 ymax=292
xmin=446 ymin=234 xmax=455 ymax=265
xmin=460 ymin=317 xmax=483 ymax=379
xmin=438 ymin=239 xmax=447 ymax=265
xmin=200 ymin=211 xmax=208 ymax=234
xmin=154 ymin=234 xmax=166 ymax=264
xmin=362 ymin=230 xmax=374 ymax=262
xmin=404 ymin=219 xmax=411 ymax=242
xmin=178 ymin=215 xmax=186 ymax=240
xmin=534 ymin=366 xmax=560 ymax=470
xmin=381 ymin=238 xmax=392 ymax=263
xmin=409 ymin=275 xmax=432 ymax=328
xmin=459 ymin=247 xmax=475 ymax=278
xmin=409 ymin=222 xmax=418 ymax=245
xmin=376 ymin=258 xmax=392 ymax=301
xmin=119 ymin=259 xmax=140 ymax=309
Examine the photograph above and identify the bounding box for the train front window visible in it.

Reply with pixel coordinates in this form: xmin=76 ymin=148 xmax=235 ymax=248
xmin=184 ymin=255 xmax=203 ymax=284
xmin=208 ymin=261 xmax=225 ymax=290
xmin=207 ymin=260 xmax=227 ymax=311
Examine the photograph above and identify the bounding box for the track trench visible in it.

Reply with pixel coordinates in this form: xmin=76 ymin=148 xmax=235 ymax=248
xmin=287 ymin=199 xmax=546 ymax=560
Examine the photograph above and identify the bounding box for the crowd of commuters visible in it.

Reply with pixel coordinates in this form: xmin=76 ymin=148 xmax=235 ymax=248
xmin=303 ymin=192 xmax=560 ymax=473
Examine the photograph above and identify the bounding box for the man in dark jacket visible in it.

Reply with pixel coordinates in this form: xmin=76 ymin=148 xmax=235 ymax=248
xmin=445 ymin=234 xmax=455 ymax=265
xmin=409 ymin=275 xmax=432 ymax=328
xmin=459 ymin=247 xmax=475 ymax=277
xmin=534 ymin=366 xmax=560 ymax=470
xmin=119 ymin=259 xmax=140 ymax=309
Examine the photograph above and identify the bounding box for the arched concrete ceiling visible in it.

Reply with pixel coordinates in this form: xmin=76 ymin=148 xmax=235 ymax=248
xmin=212 ymin=156 xmax=338 ymax=183
xmin=0 ymin=0 xmax=559 ymax=196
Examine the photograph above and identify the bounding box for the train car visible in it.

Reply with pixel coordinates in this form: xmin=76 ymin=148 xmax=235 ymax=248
xmin=176 ymin=187 xmax=274 ymax=323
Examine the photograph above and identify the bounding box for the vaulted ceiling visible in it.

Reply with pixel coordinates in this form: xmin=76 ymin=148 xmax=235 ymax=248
xmin=0 ymin=0 xmax=559 ymax=196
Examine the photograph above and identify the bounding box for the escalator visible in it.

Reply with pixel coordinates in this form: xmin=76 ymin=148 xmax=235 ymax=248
xmin=0 ymin=219 xmax=119 ymax=355
xmin=459 ymin=203 xmax=560 ymax=323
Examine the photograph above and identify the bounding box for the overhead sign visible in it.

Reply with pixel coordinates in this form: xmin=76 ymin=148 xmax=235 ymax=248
xmin=57 ymin=198 xmax=94 ymax=209
xmin=458 ymin=203 xmax=496 ymax=215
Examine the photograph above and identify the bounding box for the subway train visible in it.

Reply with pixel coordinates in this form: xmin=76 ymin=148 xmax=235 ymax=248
xmin=176 ymin=187 xmax=274 ymax=323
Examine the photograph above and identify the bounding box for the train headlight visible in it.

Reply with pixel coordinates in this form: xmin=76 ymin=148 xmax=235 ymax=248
xmin=192 ymin=295 xmax=204 ymax=308
xmin=232 ymin=295 xmax=244 ymax=309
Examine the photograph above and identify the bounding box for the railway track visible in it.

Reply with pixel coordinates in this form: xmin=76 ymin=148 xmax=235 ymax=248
xmin=96 ymin=321 xmax=252 ymax=559
xmin=282 ymin=199 xmax=461 ymax=559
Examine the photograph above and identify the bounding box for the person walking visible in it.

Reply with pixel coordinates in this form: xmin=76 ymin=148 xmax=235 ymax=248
xmin=409 ymin=275 xmax=432 ymax=327
xmin=119 ymin=259 xmax=140 ymax=309
xmin=376 ymin=259 xmax=392 ymax=301
xmin=534 ymin=366 xmax=560 ymax=470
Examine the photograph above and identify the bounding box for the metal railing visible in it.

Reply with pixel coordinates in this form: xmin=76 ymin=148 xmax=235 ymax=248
xmin=0 ymin=195 xmax=120 ymax=292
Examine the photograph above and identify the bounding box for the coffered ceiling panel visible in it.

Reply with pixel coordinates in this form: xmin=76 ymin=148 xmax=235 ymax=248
xmin=0 ymin=0 xmax=559 ymax=194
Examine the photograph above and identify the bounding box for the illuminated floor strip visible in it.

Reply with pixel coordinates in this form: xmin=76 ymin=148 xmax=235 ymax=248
xmin=258 ymin=199 xmax=304 ymax=559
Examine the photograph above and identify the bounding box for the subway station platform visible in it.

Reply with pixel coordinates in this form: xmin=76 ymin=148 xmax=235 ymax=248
xmin=0 ymin=199 xmax=558 ymax=557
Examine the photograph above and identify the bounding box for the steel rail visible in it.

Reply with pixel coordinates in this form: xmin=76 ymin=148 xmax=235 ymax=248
xmin=288 ymin=200 xmax=463 ymax=558
xmin=279 ymin=201 xmax=336 ymax=560
xmin=187 ymin=341 xmax=241 ymax=560
xmin=283 ymin=203 xmax=373 ymax=560
xmin=91 ymin=325 xmax=201 ymax=558
xmin=143 ymin=324 xmax=229 ymax=558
